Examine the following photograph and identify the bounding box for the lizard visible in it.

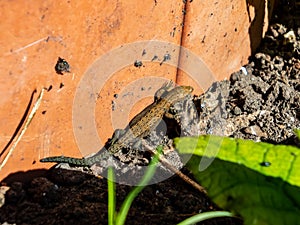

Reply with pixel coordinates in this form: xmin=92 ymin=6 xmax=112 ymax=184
xmin=40 ymin=84 xmax=194 ymax=167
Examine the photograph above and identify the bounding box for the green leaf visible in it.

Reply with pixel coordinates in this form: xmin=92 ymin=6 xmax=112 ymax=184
xmin=177 ymin=211 xmax=233 ymax=225
xmin=175 ymin=135 xmax=300 ymax=186
xmin=174 ymin=135 xmax=300 ymax=225
xmin=107 ymin=166 xmax=116 ymax=225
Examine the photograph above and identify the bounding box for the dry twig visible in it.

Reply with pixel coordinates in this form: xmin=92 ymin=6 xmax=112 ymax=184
xmin=0 ymin=88 xmax=45 ymax=171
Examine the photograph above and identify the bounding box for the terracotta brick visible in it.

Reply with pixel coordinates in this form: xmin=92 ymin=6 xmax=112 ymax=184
xmin=0 ymin=0 xmax=275 ymax=180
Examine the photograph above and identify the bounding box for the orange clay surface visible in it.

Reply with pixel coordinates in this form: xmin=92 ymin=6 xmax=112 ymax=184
xmin=0 ymin=0 xmax=275 ymax=180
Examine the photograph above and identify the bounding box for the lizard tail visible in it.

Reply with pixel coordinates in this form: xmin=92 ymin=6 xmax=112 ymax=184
xmin=40 ymin=156 xmax=93 ymax=166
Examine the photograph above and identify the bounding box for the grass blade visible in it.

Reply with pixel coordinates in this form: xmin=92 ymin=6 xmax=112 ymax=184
xmin=177 ymin=211 xmax=233 ymax=225
xmin=107 ymin=166 xmax=116 ymax=225
xmin=115 ymin=147 xmax=161 ymax=225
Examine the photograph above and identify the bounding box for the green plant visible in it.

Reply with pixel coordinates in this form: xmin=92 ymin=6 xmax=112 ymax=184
xmin=107 ymin=146 xmax=233 ymax=225
xmin=107 ymin=166 xmax=116 ymax=225
xmin=177 ymin=211 xmax=233 ymax=225
xmin=107 ymin=146 xmax=162 ymax=225
xmin=174 ymin=131 xmax=300 ymax=225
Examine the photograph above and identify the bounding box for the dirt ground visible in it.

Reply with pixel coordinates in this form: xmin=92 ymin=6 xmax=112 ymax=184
xmin=1 ymin=1 xmax=299 ymax=224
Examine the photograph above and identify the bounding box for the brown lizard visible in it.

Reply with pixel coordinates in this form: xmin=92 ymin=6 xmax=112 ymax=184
xmin=40 ymin=85 xmax=194 ymax=166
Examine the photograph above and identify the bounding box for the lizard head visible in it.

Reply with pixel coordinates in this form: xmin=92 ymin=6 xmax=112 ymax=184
xmin=164 ymin=85 xmax=194 ymax=102
xmin=180 ymin=85 xmax=194 ymax=94
xmin=158 ymin=85 xmax=194 ymax=102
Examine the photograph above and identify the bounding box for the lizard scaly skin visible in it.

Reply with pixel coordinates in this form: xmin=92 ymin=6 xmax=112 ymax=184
xmin=40 ymin=85 xmax=193 ymax=166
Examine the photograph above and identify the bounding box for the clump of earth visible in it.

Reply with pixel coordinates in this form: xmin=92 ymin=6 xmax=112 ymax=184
xmin=196 ymin=23 xmax=300 ymax=145
xmin=1 ymin=1 xmax=299 ymax=225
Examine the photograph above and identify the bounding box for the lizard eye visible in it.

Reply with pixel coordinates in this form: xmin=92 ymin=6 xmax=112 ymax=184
xmin=187 ymin=86 xmax=194 ymax=92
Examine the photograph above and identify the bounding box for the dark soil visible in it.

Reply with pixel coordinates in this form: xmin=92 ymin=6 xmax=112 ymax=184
xmin=1 ymin=1 xmax=299 ymax=225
